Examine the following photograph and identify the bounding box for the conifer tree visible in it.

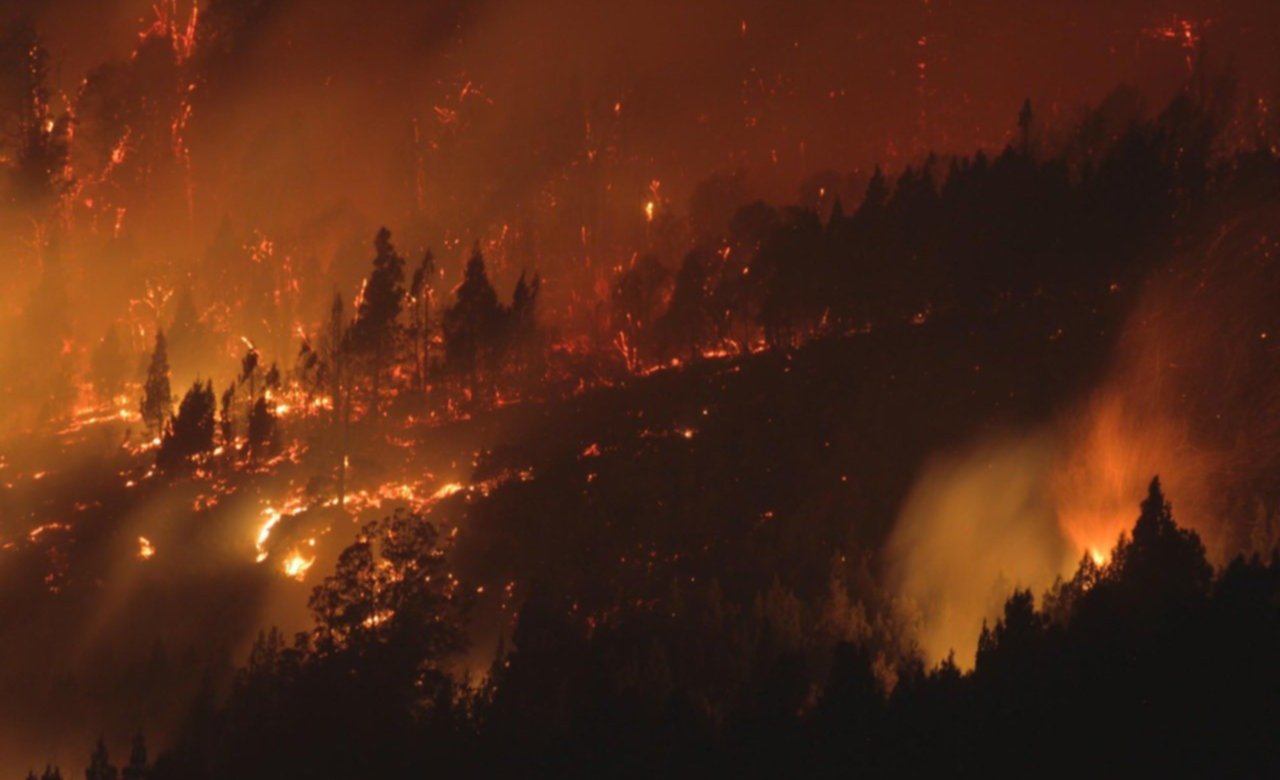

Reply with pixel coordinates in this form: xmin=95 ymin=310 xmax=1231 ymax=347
xmin=140 ymin=330 xmax=172 ymax=437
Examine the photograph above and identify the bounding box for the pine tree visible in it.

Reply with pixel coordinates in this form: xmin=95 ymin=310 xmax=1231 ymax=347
xmin=857 ymin=165 xmax=889 ymax=218
xmin=85 ymin=737 xmax=117 ymax=780
xmin=140 ymin=330 xmax=172 ymax=437
xmin=1017 ymin=98 xmax=1034 ymax=157
xmin=0 ymin=19 xmax=71 ymax=209
xmin=239 ymin=342 xmax=260 ymax=409
xmin=219 ymin=383 xmax=235 ymax=452
xmin=506 ymin=270 xmax=542 ymax=379
xmin=657 ymin=248 xmax=715 ymax=360
xmin=349 ymin=227 xmax=406 ymax=418
xmin=442 ymin=246 xmax=503 ymax=382
xmin=322 ymin=291 xmax=350 ymax=507
xmin=121 ymin=732 xmax=147 ymax=780
xmin=158 ymin=380 xmax=216 ymax=471
xmin=247 ymin=396 xmax=277 ymax=462
xmin=409 ymin=249 xmax=436 ymax=391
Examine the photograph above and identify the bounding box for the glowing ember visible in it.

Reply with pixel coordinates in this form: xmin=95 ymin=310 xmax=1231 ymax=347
xmin=137 ymin=536 xmax=155 ymax=560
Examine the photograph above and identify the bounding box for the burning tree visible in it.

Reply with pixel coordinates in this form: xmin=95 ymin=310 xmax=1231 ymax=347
xmin=408 ymin=249 xmax=437 ymax=391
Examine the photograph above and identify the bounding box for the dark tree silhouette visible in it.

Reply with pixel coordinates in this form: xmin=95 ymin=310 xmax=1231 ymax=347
xmin=408 ymin=249 xmax=437 ymax=391
xmin=218 ymin=383 xmax=235 ymax=451
xmin=139 ymin=330 xmax=172 ymax=437
xmin=238 ymin=343 xmax=260 ymax=408
xmin=121 ymin=733 xmax=148 ymax=780
xmin=0 ymin=18 xmax=71 ymax=209
xmin=157 ymin=380 xmax=216 ymax=470
xmin=246 ymin=396 xmax=277 ymax=462
xmin=349 ymin=227 xmax=406 ymax=418
xmin=655 ymin=247 xmax=716 ymax=359
xmin=442 ymin=246 xmax=503 ymax=382
xmin=85 ymin=737 xmax=118 ymax=780
xmin=611 ymin=253 xmax=672 ymax=369
xmin=1111 ymin=476 xmax=1213 ymax=606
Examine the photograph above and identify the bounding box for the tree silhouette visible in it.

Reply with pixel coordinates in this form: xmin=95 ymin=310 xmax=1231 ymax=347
xmin=442 ymin=246 xmax=503 ymax=383
xmin=247 ymin=396 xmax=277 ymax=463
xmin=238 ymin=343 xmax=260 ymax=409
xmin=349 ymin=227 xmax=406 ymax=418
xmin=218 ymin=383 xmax=235 ymax=452
xmin=505 ymin=270 xmax=542 ymax=380
xmin=85 ymin=737 xmax=118 ymax=780
xmin=655 ymin=247 xmax=715 ymax=359
xmin=121 ymin=732 xmax=148 ymax=780
xmin=139 ymin=330 xmax=172 ymax=437
xmin=157 ymin=380 xmax=216 ymax=471
xmin=611 ymin=253 xmax=672 ymax=369
xmin=1111 ymin=476 xmax=1213 ymax=606
xmin=0 ymin=18 xmax=71 ymax=209
xmin=408 ymin=249 xmax=437 ymax=391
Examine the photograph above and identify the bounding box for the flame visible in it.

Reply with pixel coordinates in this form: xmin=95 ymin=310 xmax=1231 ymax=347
xmin=431 ymin=482 xmax=465 ymax=501
xmin=137 ymin=536 xmax=155 ymax=560
xmin=282 ymin=550 xmax=315 ymax=580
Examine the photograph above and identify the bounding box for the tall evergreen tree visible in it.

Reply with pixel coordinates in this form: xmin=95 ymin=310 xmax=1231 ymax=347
xmin=140 ymin=330 xmax=172 ymax=437
xmin=85 ymin=737 xmax=117 ymax=780
xmin=219 ymin=383 xmax=235 ymax=453
xmin=157 ymin=380 xmax=216 ymax=470
xmin=0 ymin=18 xmax=70 ymax=209
xmin=442 ymin=246 xmax=503 ymax=381
xmin=247 ymin=396 xmax=278 ymax=462
xmin=121 ymin=732 xmax=148 ymax=780
xmin=349 ymin=227 xmax=406 ymax=418
xmin=409 ymin=249 xmax=436 ymax=391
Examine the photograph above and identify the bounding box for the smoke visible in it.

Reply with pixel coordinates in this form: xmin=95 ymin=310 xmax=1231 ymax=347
xmin=1056 ymin=200 xmax=1280 ymax=561
xmin=887 ymin=430 xmax=1072 ymax=668
xmin=893 ymin=197 xmax=1280 ymax=669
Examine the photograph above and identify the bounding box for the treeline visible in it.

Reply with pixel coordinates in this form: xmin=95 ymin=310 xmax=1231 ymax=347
xmin=129 ymin=226 xmax=543 ymax=481
xmin=129 ymin=71 xmax=1276 ymax=479
xmin=39 ymin=478 xmax=1280 ymax=777
xmin=614 ymin=75 xmax=1271 ymax=365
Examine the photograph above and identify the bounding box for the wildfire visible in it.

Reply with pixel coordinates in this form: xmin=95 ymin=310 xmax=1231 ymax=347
xmin=431 ymin=482 xmax=466 ymax=501
xmin=1144 ymin=16 xmax=1206 ymax=71
xmin=282 ymin=549 xmax=315 ymax=581
xmin=137 ymin=536 xmax=155 ymax=560
xmin=254 ymin=495 xmax=306 ymax=562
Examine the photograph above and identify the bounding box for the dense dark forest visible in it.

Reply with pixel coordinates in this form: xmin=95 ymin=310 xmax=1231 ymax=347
xmin=23 ymin=65 xmax=1280 ymax=777
xmin=50 ymin=481 xmax=1280 ymax=778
